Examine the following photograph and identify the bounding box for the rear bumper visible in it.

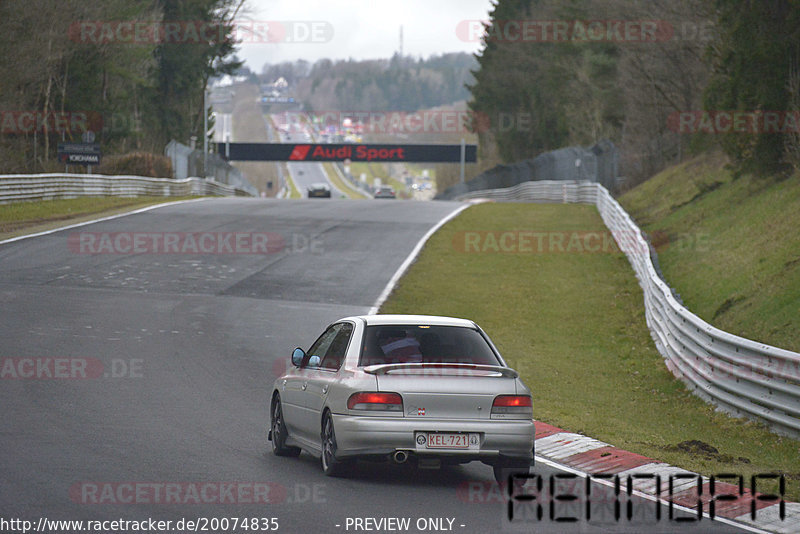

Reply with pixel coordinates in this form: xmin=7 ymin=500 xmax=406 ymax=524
xmin=331 ymin=414 xmax=535 ymax=465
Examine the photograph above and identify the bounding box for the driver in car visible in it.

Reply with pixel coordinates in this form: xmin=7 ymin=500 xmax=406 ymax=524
xmin=378 ymin=329 xmax=423 ymax=363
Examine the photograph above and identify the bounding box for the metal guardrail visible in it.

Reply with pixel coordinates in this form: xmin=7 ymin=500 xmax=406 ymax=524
xmin=438 ymin=140 xmax=619 ymax=200
xmin=458 ymin=180 xmax=800 ymax=438
xmin=333 ymin=162 xmax=372 ymax=198
xmin=0 ymin=174 xmax=253 ymax=204
xmin=165 ymin=140 xmax=259 ymax=197
xmin=457 ymin=179 xmax=599 ymax=204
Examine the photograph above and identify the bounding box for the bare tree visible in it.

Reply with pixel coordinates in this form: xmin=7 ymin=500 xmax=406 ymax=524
xmin=614 ymin=0 xmax=713 ymax=185
xmin=784 ymin=63 xmax=800 ymax=174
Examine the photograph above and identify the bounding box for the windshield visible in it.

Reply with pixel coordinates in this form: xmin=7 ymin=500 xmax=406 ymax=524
xmin=359 ymin=324 xmax=500 ymax=366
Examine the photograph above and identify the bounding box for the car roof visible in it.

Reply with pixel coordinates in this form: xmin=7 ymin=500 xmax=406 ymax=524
xmin=339 ymin=314 xmax=478 ymax=328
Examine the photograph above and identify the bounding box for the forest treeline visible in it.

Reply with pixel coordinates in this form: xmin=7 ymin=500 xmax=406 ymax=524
xmin=4 ymin=0 xmax=798 ymax=185
xmin=0 ymin=0 xmax=242 ymax=173
xmin=468 ymin=0 xmax=800 ymax=185
xmin=260 ymin=53 xmax=477 ymax=113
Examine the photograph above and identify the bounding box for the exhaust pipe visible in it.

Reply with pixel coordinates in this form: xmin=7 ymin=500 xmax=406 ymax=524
xmin=392 ymin=450 xmax=409 ymax=464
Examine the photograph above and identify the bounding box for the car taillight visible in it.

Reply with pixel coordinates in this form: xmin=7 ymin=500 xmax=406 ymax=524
xmin=491 ymin=395 xmax=533 ymax=419
xmin=347 ymin=392 xmax=403 ymax=411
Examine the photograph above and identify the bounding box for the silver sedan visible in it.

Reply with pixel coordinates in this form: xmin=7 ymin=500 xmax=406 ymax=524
xmin=268 ymin=315 xmax=535 ymax=484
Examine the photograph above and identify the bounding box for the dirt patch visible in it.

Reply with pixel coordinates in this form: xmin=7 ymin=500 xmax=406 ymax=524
xmin=668 ymin=440 xmax=751 ymax=465
xmin=784 ymin=256 xmax=800 ymax=269
xmin=677 ymin=439 xmax=718 ymax=455
xmin=712 ymin=296 xmax=746 ymax=320
xmin=670 ymin=180 xmax=725 ymax=211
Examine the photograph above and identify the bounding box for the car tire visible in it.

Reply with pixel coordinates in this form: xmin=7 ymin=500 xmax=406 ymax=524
xmin=321 ymin=412 xmax=350 ymax=476
xmin=493 ymin=463 xmax=530 ymax=491
xmin=270 ymin=395 xmax=301 ymax=457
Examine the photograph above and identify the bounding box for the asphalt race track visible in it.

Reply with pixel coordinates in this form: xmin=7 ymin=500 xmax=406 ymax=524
xmin=269 ymin=116 xmax=350 ymax=199
xmin=0 ymin=198 xmax=746 ymax=533
xmin=288 ymin=159 xmax=348 ymax=199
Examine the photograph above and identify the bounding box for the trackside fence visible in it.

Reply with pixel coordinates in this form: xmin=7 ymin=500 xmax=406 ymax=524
xmin=0 ymin=174 xmax=254 ymax=204
xmin=458 ymin=180 xmax=800 ymax=438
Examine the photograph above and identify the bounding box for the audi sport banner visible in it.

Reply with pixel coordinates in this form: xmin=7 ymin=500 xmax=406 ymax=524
xmin=218 ymin=143 xmax=477 ymax=163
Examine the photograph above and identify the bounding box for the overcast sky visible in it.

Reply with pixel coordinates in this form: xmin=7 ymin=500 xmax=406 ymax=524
xmin=236 ymin=0 xmax=494 ymax=71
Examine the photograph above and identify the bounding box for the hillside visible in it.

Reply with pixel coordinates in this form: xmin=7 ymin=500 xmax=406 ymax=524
xmin=261 ymin=53 xmax=476 ymax=113
xmin=380 ymin=201 xmax=800 ymax=498
xmin=619 ymin=152 xmax=800 ymax=352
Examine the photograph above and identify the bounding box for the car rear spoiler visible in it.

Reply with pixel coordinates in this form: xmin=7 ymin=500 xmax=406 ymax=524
xmin=363 ymin=362 xmax=519 ymax=378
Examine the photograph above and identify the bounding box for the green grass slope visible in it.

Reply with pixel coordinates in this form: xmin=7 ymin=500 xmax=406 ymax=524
xmin=381 ymin=202 xmax=799 ymax=499
xmin=619 ymin=152 xmax=800 ymax=352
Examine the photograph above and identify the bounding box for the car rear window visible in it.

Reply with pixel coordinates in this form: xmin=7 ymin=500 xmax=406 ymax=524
xmin=359 ymin=325 xmax=501 ymax=367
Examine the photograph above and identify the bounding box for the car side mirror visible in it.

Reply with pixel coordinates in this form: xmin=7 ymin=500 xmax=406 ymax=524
xmin=292 ymin=347 xmax=305 ymax=367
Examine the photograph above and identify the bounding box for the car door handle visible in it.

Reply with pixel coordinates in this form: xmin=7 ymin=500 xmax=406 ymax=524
xmin=322 ymin=385 xmax=328 ymax=394
xmin=301 ymin=382 xmax=307 ymax=390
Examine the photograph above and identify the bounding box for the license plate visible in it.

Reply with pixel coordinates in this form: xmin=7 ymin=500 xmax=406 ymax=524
xmin=418 ymin=432 xmax=478 ymax=450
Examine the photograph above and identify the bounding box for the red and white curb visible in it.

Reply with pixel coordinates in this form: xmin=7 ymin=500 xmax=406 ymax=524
xmin=534 ymin=422 xmax=800 ymax=533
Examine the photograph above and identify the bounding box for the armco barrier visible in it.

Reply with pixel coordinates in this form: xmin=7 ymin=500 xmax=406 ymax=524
xmin=458 ymin=180 xmax=800 ymax=438
xmin=0 ymin=174 xmax=253 ymax=203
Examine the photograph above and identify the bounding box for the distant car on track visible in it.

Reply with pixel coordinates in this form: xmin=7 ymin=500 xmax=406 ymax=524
xmin=307 ymin=183 xmax=331 ymax=198
xmin=268 ymin=315 xmax=535 ymax=484
xmin=373 ymin=186 xmax=396 ymax=199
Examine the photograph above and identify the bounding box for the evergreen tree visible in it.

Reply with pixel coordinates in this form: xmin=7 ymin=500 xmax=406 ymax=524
xmin=704 ymin=0 xmax=800 ymax=174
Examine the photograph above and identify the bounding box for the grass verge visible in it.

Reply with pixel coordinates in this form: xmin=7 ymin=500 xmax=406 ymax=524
xmin=282 ymin=164 xmax=301 ymax=199
xmin=380 ymin=202 xmax=800 ymax=499
xmin=0 ymin=196 xmax=203 ymax=241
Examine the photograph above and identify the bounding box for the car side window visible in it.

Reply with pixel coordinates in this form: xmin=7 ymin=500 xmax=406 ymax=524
xmin=319 ymin=323 xmax=353 ymax=371
xmin=306 ymin=324 xmax=342 ymax=366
